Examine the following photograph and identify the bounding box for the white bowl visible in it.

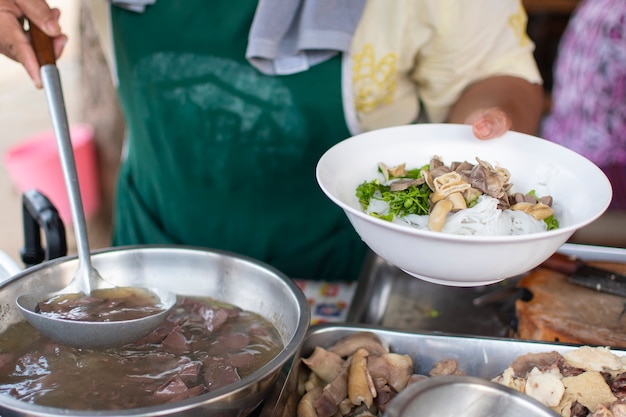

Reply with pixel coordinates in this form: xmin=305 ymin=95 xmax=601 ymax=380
xmin=316 ymin=124 xmax=612 ymax=286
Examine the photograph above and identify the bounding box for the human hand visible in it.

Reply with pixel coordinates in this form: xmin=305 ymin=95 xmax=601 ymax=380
xmin=0 ymin=0 xmax=67 ymax=88
xmin=464 ymin=107 xmax=512 ymax=140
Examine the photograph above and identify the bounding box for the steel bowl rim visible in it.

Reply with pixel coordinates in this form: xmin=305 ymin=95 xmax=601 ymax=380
xmin=385 ymin=374 xmax=560 ymax=417
xmin=0 ymin=244 xmax=311 ymax=416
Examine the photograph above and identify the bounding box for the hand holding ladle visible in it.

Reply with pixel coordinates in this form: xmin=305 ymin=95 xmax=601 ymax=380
xmin=15 ymin=21 xmax=176 ymax=349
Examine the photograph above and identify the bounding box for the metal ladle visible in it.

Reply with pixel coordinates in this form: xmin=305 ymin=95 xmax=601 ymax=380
xmin=16 ymin=22 xmax=176 ymax=349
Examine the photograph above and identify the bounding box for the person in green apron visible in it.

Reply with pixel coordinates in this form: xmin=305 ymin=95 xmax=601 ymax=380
xmin=108 ymin=1 xmax=368 ymax=280
xmin=1 ymin=0 xmax=544 ymax=281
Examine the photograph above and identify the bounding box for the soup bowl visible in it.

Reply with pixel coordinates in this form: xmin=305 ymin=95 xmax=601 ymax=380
xmin=316 ymin=124 xmax=612 ymax=286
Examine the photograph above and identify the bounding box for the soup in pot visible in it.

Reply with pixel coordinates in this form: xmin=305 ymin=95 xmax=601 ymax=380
xmin=0 ymin=296 xmax=284 ymax=410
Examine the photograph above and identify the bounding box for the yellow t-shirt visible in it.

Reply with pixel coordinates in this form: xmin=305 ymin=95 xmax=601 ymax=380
xmin=345 ymin=0 xmax=543 ymax=133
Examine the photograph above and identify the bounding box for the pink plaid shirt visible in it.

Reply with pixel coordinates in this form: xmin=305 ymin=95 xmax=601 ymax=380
xmin=541 ymin=0 xmax=626 ymax=208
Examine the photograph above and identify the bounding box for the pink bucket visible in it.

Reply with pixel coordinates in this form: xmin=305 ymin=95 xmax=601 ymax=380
xmin=4 ymin=124 xmax=100 ymax=224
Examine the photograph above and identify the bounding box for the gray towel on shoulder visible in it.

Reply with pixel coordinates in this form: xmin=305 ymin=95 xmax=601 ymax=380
xmin=246 ymin=0 xmax=367 ymax=75
xmin=109 ymin=0 xmax=367 ymax=75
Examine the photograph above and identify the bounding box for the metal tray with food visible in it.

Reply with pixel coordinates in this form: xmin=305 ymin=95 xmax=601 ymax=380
xmin=258 ymin=323 xmax=626 ymax=417
xmin=345 ymin=243 xmax=626 ymax=337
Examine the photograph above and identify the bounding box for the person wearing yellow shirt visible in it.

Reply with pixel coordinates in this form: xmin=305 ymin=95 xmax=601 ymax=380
xmin=0 ymin=0 xmax=543 ymax=281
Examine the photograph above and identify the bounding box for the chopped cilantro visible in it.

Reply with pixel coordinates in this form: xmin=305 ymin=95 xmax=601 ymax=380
xmin=356 ymin=180 xmax=431 ymax=217
xmin=544 ymin=214 xmax=559 ymax=230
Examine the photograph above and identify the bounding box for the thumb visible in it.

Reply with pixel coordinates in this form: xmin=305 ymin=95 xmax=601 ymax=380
xmin=466 ymin=108 xmax=512 ymax=140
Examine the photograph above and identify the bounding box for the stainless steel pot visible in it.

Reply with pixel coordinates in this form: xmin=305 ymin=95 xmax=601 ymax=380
xmin=0 ymin=245 xmax=310 ymax=417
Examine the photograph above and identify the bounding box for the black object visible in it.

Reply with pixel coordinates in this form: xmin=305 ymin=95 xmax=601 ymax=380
xmin=21 ymin=189 xmax=67 ymax=267
xmin=542 ymin=252 xmax=626 ymax=297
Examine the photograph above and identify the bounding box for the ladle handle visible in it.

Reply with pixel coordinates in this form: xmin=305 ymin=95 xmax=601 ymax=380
xmin=29 ymin=21 xmax=95 ymax=294
xmin=29 ymin=22 xmax=56 ymax=66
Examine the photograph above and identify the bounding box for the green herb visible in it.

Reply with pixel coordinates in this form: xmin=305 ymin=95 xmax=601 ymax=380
xmin=402 ymin=165 xmax=429 ymax=179
xmin=356 ymin=180 xmax=385 ymax=209
xmin=466 ymin=195 xmax=480 ymax=208
xmin=526 ymin=190 xmax=560 ymax=230
xmin=372 ymin=212 xmax=394 ymax=222
xmin=381 ymin=183 xmax=431 ymax=216
xmin=380 ymin=164 xmax=429 ymax=180
xmin=357 ymin=163 xmax=561 ymax=231
xmin=356 ymin=180 xmax=432 ymax=217
xmin=544 ymin=214 xmax=559 ymax=230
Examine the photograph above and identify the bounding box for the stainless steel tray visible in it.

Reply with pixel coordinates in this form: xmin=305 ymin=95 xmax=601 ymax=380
xmin=345 ymin=243 xmax=626 ymax=337
xmin=259 ymin=323 xmax=626 ymax=417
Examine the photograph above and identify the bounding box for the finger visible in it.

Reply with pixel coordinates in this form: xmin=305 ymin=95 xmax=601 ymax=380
xmin=468 ymin=108 xmax=512 ymax=140
xmin=14 ymin=0 xmax=61 ymax=36
xmin=29 ymin=7 xmax=66 ymax=61
xmin=52 ymin=33 xmax=67 ymax=60
xmin=32 ymin=8 xmax=67 ymax=62
xmin=0 ymin=5 xmax=42 ymax=87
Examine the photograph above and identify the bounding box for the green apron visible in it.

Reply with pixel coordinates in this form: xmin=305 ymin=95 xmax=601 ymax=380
xmin=110 ymin=1 xmax=367 ymax=280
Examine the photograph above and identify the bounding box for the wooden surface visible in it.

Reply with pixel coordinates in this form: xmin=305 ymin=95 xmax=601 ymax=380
xmin=516 ymin=262 xmax=626 ymax=348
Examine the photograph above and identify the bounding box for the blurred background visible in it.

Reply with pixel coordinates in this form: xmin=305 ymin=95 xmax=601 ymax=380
xmin=0 ymin=0 xmax=623 ymax=269
xmin=0 ymin=0 xmax=83 ymax=265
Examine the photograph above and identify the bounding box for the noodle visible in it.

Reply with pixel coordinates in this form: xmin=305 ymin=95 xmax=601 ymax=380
xmin=358 ymin=157 xmax=558 ymax=236
xmin=388 ymin=195 xmax=547 ymax=236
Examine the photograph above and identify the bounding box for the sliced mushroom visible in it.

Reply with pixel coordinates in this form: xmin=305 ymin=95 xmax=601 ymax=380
xmin=509 ymin=202 xmax=533 ymax=213
xmin=445 ymin=192 xmax=467 ymax=212
xmin=429 ymin=189 xmax=447 ymax=204
xmin=421 ymin=169 xmax=435 ymax=191
xmin=378 ymin=162 xmax=407 ymax=182
xmin=428 ymin=199 xmax=454 ymax=232
xmin=510 ymin=202 xmax=554 ymax=221
xmin=462 ymin=187 xmax=482 ymax=204
xmin=529 ymin=203 xmax=554 ymax=221
xmin=388 ymin=163 xmax=407 ymax=178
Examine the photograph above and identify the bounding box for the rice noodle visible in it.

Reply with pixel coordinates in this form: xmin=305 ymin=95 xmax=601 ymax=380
xmin=387 ymin=195 xmax=547 ymax=236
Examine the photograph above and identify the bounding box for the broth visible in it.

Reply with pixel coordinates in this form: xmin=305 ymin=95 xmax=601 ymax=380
xmin=0 ymin=296 xmax=284 ymax=410
xmin=37 ymin=287 xmax=166 ymax=321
